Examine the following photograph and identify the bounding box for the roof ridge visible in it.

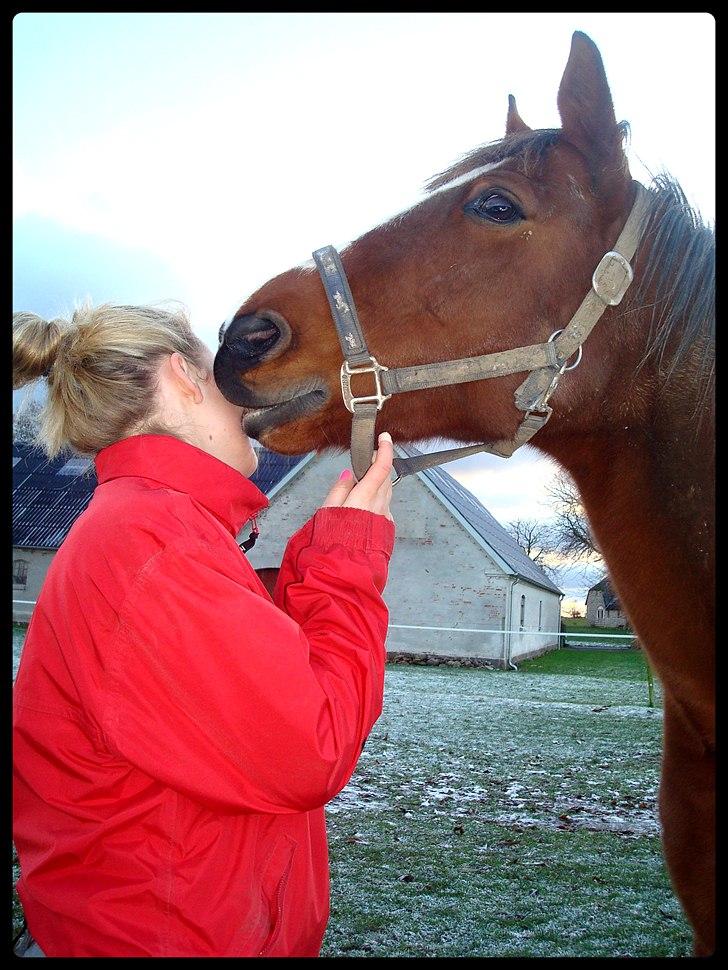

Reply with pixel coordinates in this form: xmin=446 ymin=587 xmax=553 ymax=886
xmin=394 ymin=443 xmax=561 ymax=595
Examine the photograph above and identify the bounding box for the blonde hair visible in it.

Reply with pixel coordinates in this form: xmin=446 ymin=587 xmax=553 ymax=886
xmin=12 ymin=302 xmax=210 ymax=457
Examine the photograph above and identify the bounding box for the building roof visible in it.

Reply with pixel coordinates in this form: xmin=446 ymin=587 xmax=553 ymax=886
xmin=397 ymin=444 xmax=562 ymax=595
xmin=13 ymin=443 xmax=96 ymax=550
xmin=248 ymin=444 xmax=311 ymax=497
xmin=12 ymin=439 xmax=310 ymax=550
xmin=587 ymin=576 xmax=622 ymax=612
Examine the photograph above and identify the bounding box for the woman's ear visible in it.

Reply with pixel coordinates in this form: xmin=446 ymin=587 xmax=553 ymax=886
xmin=169 ymin=352 xmax=205 ymax=404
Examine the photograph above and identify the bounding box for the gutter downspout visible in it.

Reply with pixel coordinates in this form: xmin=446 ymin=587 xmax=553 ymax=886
xmin=503 ymin=577 xmax=518 ymax=670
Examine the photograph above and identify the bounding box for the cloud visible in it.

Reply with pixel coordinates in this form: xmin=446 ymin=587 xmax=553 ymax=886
xmin=13 ymin=214 xmax=191 ymax=317
xmin=12 ymin=215 xmax=196 ymax=412
xmin=444 ymin=446 xmax=561 ymax=524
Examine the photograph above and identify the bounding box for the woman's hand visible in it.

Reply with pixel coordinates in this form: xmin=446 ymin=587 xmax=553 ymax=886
xmin=321 ymin=432 xmax=394 ymax=521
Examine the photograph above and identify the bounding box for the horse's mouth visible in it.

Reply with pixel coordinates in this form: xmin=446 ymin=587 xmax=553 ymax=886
xmin=242 ymin=386 xmax=329 ymax=439
xmin=214 ymin=341 xmax=330 ymax=440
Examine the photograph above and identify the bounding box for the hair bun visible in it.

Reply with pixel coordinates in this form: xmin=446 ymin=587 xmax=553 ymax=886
xmin=12 ymin=312 xmax=65 ymax=389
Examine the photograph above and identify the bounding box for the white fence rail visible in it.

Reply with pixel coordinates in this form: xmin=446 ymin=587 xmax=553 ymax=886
xmin=14 ymin=607 xmax=636 ymax=642
xmin=389 ymin=622 xmax=635 ymax=641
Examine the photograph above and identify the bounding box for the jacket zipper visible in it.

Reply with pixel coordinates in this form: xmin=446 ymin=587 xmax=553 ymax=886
xmin=258 ymin=858 xmax=294 ymax=957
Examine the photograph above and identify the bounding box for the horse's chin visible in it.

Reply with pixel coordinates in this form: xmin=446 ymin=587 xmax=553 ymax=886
xmin=242 ymin=387 xmax=329 ymax=442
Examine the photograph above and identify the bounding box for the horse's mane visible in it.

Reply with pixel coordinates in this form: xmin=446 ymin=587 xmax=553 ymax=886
xmin=633 ymin=173 xmax=715 ymax=407
xmin=427 ymin=130 xmax=715 ymax=406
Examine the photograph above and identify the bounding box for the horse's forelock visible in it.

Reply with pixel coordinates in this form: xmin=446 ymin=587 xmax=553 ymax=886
xmin=425 ymin=129 xmax=562 ymax=193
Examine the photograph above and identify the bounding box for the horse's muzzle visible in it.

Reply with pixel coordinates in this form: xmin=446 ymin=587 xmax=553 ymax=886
xmin=219 ymin=310 xmax=291 ymax=365
xmin=214 ymin=309 xmax=294 ymax=405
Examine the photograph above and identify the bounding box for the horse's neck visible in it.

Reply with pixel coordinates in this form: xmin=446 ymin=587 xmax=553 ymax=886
xmin=541 ymin=397 xmax=714 ymax=731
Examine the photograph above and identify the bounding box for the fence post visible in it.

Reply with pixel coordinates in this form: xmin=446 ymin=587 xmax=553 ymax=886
xmin=640 ymin=642 xmax=655 ymax=708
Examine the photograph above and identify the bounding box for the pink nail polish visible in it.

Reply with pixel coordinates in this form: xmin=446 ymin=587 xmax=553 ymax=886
xmin=338 ymin=469 xmax=352 ymax=481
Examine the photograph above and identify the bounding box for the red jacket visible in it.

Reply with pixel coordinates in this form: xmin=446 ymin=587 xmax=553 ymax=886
xmin=13 ymin=434 xmax=394 ymax=957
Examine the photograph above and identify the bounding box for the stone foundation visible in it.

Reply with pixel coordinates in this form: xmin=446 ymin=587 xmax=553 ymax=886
xmin=386 ymin=650 xmax=499 ymax=669
xmin=386 ymin=641 xmax=560 ymax=669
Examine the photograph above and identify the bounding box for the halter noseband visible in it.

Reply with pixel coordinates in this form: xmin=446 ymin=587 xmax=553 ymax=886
xmin=312 ymin=181 xmax=651 ymax=483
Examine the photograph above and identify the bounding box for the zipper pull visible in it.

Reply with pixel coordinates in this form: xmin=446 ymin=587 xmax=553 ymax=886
xmin=239 ymin=516 xmax=259 ymax=554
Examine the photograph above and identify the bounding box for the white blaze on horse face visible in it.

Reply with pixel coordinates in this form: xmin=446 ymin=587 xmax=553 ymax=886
xmin=426 ymin=158 xmax=515 ymax=199
xmin=362 ymin=157 xmax=518 ymax=235
xmin=291 ymin=158 xmax=515 ymax=273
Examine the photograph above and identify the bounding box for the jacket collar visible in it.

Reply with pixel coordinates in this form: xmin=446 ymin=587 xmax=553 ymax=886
xmin=94 ymin=434 xmax=269 ymax=537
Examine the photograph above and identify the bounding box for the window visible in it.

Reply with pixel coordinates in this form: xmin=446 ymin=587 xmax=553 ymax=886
xmin=13 ymin=559 xmax=29 ymax=589
xmin=538 ymin=600 xmax=543 ymax=631
xmin=519 ymin=594 xmax=526 ymax=630
xmin=597 ymin=607 xmax=604 ymax=620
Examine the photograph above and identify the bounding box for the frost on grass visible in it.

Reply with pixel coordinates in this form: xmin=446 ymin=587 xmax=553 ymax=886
xmin=323 ymin=662 xmax=691 ymax=958
xmin=329 ymin=667 xmax=663 ymax=837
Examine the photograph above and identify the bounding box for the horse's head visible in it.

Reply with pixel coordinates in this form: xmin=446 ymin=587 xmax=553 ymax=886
xmin=214 ymin=32 xmax=637 ymax=455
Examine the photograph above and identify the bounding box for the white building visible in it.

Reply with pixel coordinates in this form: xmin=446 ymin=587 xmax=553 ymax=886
xmin=246 ymin=445 xmax=563 ymax=668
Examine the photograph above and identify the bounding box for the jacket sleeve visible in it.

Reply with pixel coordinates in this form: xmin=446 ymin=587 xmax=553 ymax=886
xmin=101 ymin=507 xmax=394 ymax=814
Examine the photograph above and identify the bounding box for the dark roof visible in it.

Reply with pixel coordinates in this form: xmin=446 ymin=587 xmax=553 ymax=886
xmin=12 ymin=439 xmax=309 ymax=550
xmin=587 ymin=576 xmax=622 ymax=612
xmin=249 ymin=447 xmax=309 ymax=496
xmin=396 ymin=444 xmax=562 ymax=595
xmin=13 ymin=443 xmax=96 ymax=550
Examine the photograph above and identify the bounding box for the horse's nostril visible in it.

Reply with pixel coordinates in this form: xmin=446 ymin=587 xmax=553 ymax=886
xmin=245 ymin=325 xmax=279 ymax=344
xmin=224 ymin=314 xmax=282 ymax=360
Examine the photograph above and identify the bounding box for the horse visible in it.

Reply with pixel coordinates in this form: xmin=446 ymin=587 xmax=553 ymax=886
xmin=214 ymin=32 xmax=715 ymax=955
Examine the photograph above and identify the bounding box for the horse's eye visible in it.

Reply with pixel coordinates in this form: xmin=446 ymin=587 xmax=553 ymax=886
xmin=467 ymin=192 xmax=523 ymax=225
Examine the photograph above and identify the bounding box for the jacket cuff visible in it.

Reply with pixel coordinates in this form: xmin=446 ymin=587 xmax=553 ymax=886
xmin=310 ymin=507 xmax=395 ymax=558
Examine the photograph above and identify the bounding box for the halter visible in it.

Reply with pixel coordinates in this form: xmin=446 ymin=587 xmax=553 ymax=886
xmin=313 ymin=181 xmax=651 ymax=483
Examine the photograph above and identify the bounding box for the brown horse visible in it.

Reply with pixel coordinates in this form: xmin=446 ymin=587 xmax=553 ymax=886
xmin=214 ymin=32 xmax=715 ymax=955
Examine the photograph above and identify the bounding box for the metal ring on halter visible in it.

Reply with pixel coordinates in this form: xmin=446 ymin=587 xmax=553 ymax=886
xmin=548 ymin=330 xmax=583 ymax=372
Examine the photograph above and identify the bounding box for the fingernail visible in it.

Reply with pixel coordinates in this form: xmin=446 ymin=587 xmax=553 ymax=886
xmin=338 ymin=468 xmax=353 ymax=481
xmin=379 ymin=432 xmax=392 ymax=443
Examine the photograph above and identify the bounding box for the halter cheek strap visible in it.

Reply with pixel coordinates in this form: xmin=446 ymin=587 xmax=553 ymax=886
xmin=313 ymin=180 xmax=651 ymax=483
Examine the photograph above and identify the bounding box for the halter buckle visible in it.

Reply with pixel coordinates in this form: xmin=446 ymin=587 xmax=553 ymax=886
xmin=592 ymin=251 xmax=634 ymax=306
xmin=548 ymin=329 xmax=583 ymax=373
xmin=340 ymin=357 xmax=391 ymax=413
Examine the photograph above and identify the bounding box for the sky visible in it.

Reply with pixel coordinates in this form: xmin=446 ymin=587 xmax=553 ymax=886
xmin=13 ymin=12 xmax=715 ymax=610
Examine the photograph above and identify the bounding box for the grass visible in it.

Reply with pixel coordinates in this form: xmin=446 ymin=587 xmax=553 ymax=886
xmin=561 ymin=617 xmax=634 ymax=643
xmin=12 ymin=624 xmax=27 ymax=681
xmin=321 ymin=652 xmax=688 ymax=957
xmin=521 ymin=645 xmax=656 ymax=688
xmin=12 ymin=633 xmax=689 ymax=956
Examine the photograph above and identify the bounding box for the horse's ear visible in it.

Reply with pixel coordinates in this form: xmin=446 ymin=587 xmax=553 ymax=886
xmin=557 ymin=31 xmax=628 ymax=193
xmin=506 ymin=94 xmax=531 ymax=135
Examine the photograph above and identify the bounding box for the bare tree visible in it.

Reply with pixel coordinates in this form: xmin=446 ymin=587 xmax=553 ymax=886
xmin=505 ymin=518 xmax=559 ymax=580
xmin=546 ymin=470 xmax=602 ymax=563
xmin=13 ymin=399 xmax=43 ymax=445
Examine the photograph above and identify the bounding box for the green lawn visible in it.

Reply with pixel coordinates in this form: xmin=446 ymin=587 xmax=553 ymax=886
xmin=12 ymin=635 xmax=688 ymax=956
xmin=561 ymin=617 xmax=634 ymax=643
xmin=321 ymin=652 xmax=687 ymax=957
xmin=520 ymin=645 xmax=656 ymax=688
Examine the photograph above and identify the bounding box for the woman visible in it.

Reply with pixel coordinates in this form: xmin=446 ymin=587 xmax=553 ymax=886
xmin=12 ymin=303 xmax=395 ymax=958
